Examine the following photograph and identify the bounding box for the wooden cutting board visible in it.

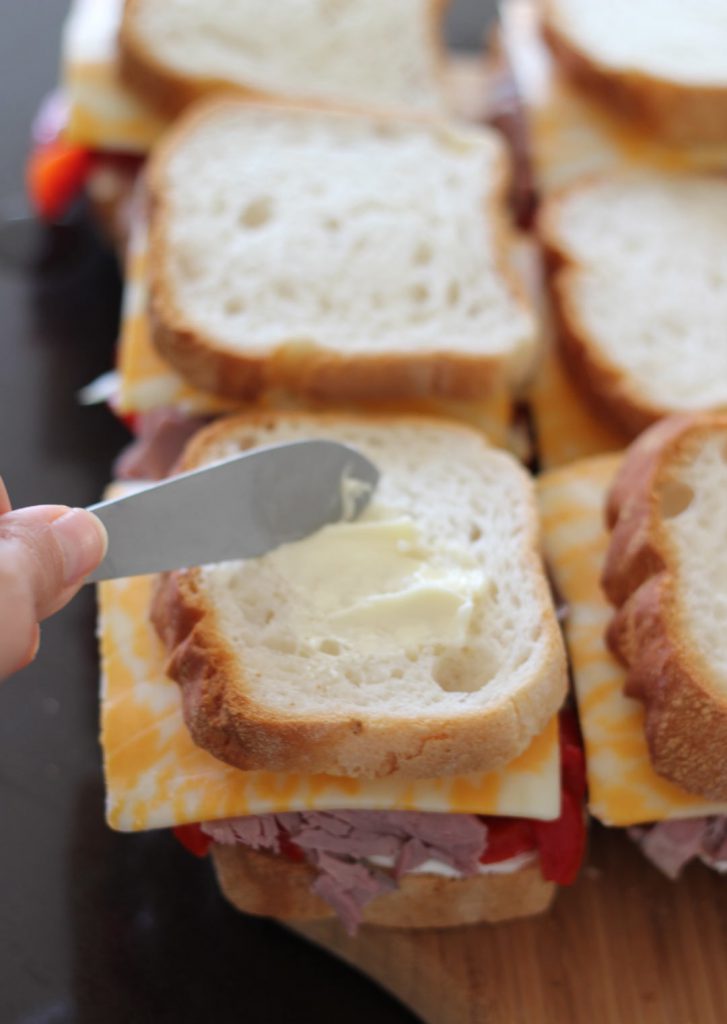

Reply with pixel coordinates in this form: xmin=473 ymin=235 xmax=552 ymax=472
xmin=291 ymin=826 xmax=727 ymax=1023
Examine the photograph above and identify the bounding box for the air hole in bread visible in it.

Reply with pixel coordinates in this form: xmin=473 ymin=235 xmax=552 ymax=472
xmin=224 ymin=297 xmax=245 ymax=315
xmin=264 ymin=634 xmax=297 ymax=655
xmin=413 ymin=243 xmax=432 ymax=266
xmin=178 ymin=250 xmax=202 ymax=281
xmin=373 ymin=122 xmax=397 ymax=139
xmin=405 ymin=650 xmax=419 ymax=662
xmin=433 ymin=646 xmax=497 ymax=693
xmin=447 ymin=281 xmax=461 ymax=306
xmin=324 ymin=217 xmax=341 ymax=232
xmin=469 ymin=524 xmax=482 ymax=542
xmin=660 ymin=479 xmax=694 ymax=518
xmin=319 ymin=638 xmax=341 ymax=656
xmin=391 ymin=668 xmax=404 ymax=679
xmin=410 ymin=283 xmax=429 ymax=304
xmin=275 ymin=281 xmax=296 ymax=301
xmin=240 ymin=196 xmax=274 ymax=229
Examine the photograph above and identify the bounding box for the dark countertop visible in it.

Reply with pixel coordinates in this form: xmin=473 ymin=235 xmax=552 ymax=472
xmin=0 ymin=3 xmax=495 ymax=1022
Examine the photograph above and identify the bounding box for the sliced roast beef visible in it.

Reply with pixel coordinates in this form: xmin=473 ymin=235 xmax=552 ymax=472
xmin=114 ymin=409 xmax=209 ymax=481
xmin=202 ymin=810 xmax=487 ymax=934
xmin=628 ymin=816 xmax=727 ymax=879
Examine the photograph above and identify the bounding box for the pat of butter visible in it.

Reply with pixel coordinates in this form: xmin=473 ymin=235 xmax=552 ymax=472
xmin=268 ymin=510 xmax=480 ymax=647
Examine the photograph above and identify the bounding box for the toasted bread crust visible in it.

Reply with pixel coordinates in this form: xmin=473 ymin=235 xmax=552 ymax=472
xmin=602 ymin=414 xmax=727 ymax=800
xmin=210 ymin=843 xmax=554 ymax=926
xmin=150 ymin=410 xmax=567 ymax=779
xmin=538 ymin=192 xmax=675 ymax=439
xmin=119 ymin=0 xmax=453 ymax=120
xmin=541 ymin=8 xmax=727 ymax=147
xmin=144 ymin=96 xmax=535 ymax=404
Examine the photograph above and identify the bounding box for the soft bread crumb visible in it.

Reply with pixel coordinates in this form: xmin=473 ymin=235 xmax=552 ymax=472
xmin=540 ymin=173 xmax=727 ymax=432
xmin=147 ymin=102 xmax=537 ymax=401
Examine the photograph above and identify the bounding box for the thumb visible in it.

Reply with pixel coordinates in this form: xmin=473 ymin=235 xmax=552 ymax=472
xmin=0 ymin=506 xmax=107 ymax=679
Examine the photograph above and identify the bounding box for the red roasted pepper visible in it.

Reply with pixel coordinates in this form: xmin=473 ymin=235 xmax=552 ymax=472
xmin=532 ymin=711 xmax=587 ymax=885
xmin=479 ymin=709 xmax=587 ymax=884
xmin=532 ymin=788 xmax=586 ymax=886
xmin=26 ymin=140 xmax=91 ymax=221
xmin=172 ymin=823 xmax=213 ymax=858
xmin=479 ymin=817 xmax=536 ymax=865
xmin=172 ymin=823 xmax=305 ymax=863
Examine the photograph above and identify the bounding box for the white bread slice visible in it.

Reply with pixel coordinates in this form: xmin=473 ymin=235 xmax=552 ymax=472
xmin=119 ymin=0 xmax=450 ymax=118
xmin=151 ymin=411 xmax=567 ymax=779
xmin=211 ymin=844 xmax=554 ymax=927
xmin=602 ymin=414 xmax=727 ymax=801
xmin=538 ymin=172 xmax=727 ymax=437
xmin=541 ymin=0 xmax=727 ymax=146
xmin=146 ymin=99 xmax=538 ymax=404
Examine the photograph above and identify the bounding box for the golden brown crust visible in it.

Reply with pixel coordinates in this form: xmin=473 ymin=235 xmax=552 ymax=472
xmin=150 ymin=409 xmax=567 ymax=779
xmin=144 ymin=95 xmax=535 ymax=404
xmin=210 ymin=844 xmax=555 ymax=927
xmin=541 ymin=6 xmax=727 ymax=147
xmin=537 ymin=189 xmax=675 ymax=439
xmin=602 ymin=414 xmax=727 ymax=800
xmin=120 ymin=0 xmax=453 ymax=120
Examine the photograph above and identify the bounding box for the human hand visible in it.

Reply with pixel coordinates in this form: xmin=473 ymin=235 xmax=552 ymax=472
xmin=0 ymin=478 xmax=107 ymax=680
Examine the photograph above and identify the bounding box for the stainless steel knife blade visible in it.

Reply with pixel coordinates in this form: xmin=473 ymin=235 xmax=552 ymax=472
xmin=86 ymin=440 xmax=379 ymax=582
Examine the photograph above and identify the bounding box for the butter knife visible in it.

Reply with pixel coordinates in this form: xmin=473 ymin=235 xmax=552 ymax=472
xmin=86 ymin=440 xmax=379 ymax=582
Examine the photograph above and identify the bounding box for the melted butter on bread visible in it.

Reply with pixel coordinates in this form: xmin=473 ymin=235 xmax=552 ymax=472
xmin=266 ymin=510 xmax=480 ymax=648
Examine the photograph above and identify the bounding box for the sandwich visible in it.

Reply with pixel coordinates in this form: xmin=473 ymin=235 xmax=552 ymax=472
xmin=110 ymin=98 xmax=541 ymax=473
xmin=540 ymin=0 xmax=727 ymax=149
xmin=539 ymin=423 xmax=727 ymax=880
xmin=118 ymin=0 xmax=450 ymax=119
xmin=30 ymin=0 xmax=471 ymax=236
xmin=603 ymin=414 xmax=727 ymax=804
xmin=498 ymin=0 xmax=727 ymax=196
xmin=143 ymin=98 xmax=536 ymax=406
xmin=537 ymin=172 xmax=727 ymax=439
xmin=99 ymin=410 xmax=585 ymax=933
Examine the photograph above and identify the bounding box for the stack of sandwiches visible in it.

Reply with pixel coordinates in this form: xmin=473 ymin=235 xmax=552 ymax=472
xmin=86 ymin=0 xmax=588 ymax=936
xmin=498 ymin=0 xmax=727 ymax=878
xmin=101 ymin=413 xmax=580 ymax=933
xmin=46 ymin=0 xmax=726 ymax=939
xmin=539 ymin=417 xmax=727 ymax=879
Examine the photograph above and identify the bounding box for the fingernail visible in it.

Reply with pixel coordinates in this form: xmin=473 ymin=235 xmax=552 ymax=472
xmin=51 ymin=509 xmax=108 ymax=585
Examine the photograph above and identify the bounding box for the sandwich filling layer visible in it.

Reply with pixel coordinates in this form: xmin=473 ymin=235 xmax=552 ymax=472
xmin=201 ymin=810 xmax=539 ymax=933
